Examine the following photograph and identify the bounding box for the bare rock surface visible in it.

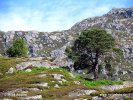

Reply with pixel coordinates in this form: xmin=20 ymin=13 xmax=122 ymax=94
xmin=69 ymin=89 xmax=96 ymax=97
xmin=98 ymin=81 xmax=133 ymax=91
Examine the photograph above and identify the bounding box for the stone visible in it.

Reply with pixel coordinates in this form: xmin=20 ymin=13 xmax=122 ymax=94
xmin=69 ymin=89 xmax=96 ymax=97
xmin=6 ymin=67 xmax=14 ymax=74
xmin=38 ymin=74 xmax=47 ymax=77
xmin=25 ymin=69 xmax=32 ymax=72
xmin=81 ymin=90 xmax=96 ymax=95
xmin=58 ymin=81 xmax=63 ymax=84
xmin=25 ymin=95 xmax=42 ymax=100
xmin=50 ymin=47 xmax=67 ymax=59
xmin=54 ymin=84 xmax=59 ymax=88
xmin=52 ymin=58 xmax=68 ymax=67
xmin=28 ymin=57 xmax=44 ymax=61
xmin=29 ymin=88 xmax=41 ymax=91
xmin=92 ymin=96 xmax=103 ymax=100
xmin=1 ymin=89 xmax=27 ymax=97
xmin=99 ymin=85 xmax=123 ymax=91
xmin=127 ymin=69 xmax=133 ymax=74
xmin=62 ymin=79 xmax=67 ymax=82
xmin=16 ymin=61 xmax=52 ymax=70
xmin=74 ymin=81 xmax=80 ymax=85
xmin=36 ymin=82 xmax=48 ymax=87
xmin=52 ymin=74 xmax=64 ymax=80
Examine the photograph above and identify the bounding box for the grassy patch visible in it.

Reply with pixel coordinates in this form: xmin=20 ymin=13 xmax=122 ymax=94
xmin=83 ymin=80 xmax=122 ymax=87
xmin=75 ymin=76 xmax=122 ymax=87
xmin=0 ymin=67 xmax=89 ymax=99
xmin=0 ymin=57 xmax=24 ymax=75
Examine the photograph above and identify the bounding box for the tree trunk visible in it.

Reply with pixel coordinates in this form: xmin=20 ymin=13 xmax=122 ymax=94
xmin=93 ymin=50 xmax=99 ymax=80
xmin=93 ymin=63 xmax=99 ymax=80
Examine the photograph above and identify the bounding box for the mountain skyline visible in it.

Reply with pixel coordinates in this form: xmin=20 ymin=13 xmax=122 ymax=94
xmin=0 ymin=0 xmax=133 ymax=32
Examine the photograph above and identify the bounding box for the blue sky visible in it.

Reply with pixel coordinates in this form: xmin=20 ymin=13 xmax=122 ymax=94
xmin=0 ymin=0 xmax=133 ymax=32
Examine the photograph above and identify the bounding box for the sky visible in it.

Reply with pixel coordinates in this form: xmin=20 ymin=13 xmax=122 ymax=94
xmin=0 ymin=0 xmax=133 ymax=32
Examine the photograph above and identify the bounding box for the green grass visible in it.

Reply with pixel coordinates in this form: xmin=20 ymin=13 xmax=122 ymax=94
xmin=0 ymin=57 xmax=132 ymax=99
xmin=0 ymin=67 xmax=88 ymax=99
xmin=83 ymin=80 xmax=122 ymax=87
xmin=0 ymin=66 xmax=132 ymax=99
xmin=75 ymin=75 xmax=122 ymax=87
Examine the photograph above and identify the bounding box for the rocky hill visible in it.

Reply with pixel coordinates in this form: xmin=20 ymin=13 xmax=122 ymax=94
xmin=0 ymin=7 xmax=133 ymax=80
xmin=0 ymin=8 xmax=133 ymax=59
xmin=0 ymin=57 xmax=133 ymax=100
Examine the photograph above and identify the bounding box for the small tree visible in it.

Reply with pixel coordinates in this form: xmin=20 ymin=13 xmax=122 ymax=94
xmin=7 ymin=37 xmax=28 ymax=57
xmin=66 ymin=29 xmax=115 ymax=80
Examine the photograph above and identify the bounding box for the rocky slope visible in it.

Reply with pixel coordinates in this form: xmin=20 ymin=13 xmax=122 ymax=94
xmin=0 ymin=7 xmax=133 ymax=80
xmin=0 ymin=8 xmax=133 ymax=59
xmin=0 ymin=65 xmax=133 ymax=100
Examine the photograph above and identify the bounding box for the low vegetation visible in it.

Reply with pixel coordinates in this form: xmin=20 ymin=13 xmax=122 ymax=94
xmin=0 ymin=67 xmax=86 ymax=99
xmin=76 ymin=76 xmax=122 ymax=87
xmin=0 ymin=57 xmax=132 ymax=99
xmin=90 ymin=86 xmax=133 ymax=96
xmin=0 ymin=57 xmax=24 ymax=75
xmin=0 ymin=66 xmax=129 ymax=99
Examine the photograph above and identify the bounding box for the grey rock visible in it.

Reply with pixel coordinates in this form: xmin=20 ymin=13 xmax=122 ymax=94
xmin=52 ymin=74 xmax=64 ymax=80
xmin=74 ymin=81 xmax=80 ymax=85
xmin=92 ymin=96 xmax=103 ymax=100
xmin=16 ymin=61 xmax=59 ymax=70
xmin=28 ymin=88 xmax=41 ymax=91
xmin=98 ymin=81 xmax=133 ymax=91
xmin=36 ymin=82 xmax=48 ymax=87
xmin=38 ymin=74 xmax=47 ymax=77
xmin=54 ymin=84 xmax=59 ymax=88
xmin=25 ymin=95 xmax=42 ymax=100
xmin=6 ymin=67 xmax=14 ymax=74
xmin=62 ymin=79 xmax=67 ymax=82
xmin=69 ymin=89 xmax=96 ymax=97
xmin=50 ymin=46 xmax=67 ymax=59
xmin=25 ymin=69 xmax=32 ymax=72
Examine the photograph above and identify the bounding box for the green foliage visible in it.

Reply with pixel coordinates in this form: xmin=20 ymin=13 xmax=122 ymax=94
xmin=125 ymin=97 xmax=133 ymax=100
xmin=6 ymin=37 xmax=28 ymax=57
xmin=66 ymin=28 xmax=115 ymax=79
xmin=76 ymin=75 xmax=122 ymax=87
xmin=113 ymin=48 xmax=124 ymax=62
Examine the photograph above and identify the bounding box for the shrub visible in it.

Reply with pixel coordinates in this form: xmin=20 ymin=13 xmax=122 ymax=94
xmin=6 ymin=37 xmax=28 ymax=57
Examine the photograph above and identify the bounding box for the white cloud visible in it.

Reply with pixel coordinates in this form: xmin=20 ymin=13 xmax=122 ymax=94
xmin=0 ymin=0 xmax=128 ymax=32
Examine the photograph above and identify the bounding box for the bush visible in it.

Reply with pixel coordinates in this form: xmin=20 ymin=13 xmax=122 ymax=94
xmin=6 ymin=37 xmax=28 ymax=57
